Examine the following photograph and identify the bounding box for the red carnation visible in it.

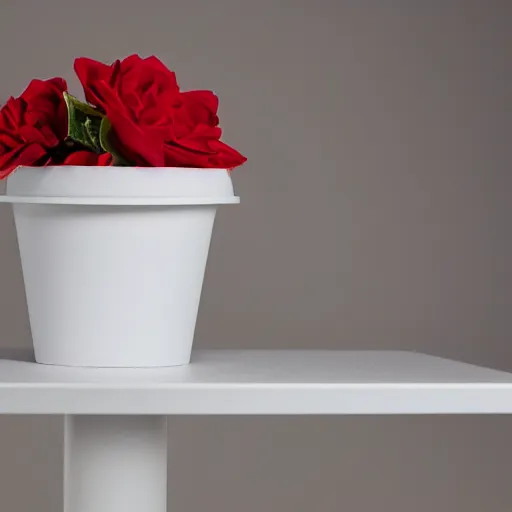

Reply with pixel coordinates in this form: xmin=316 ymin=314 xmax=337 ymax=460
xmin=0 ymin=78 xmax=68 ymax=179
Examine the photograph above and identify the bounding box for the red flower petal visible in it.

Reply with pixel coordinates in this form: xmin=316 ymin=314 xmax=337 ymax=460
xmin=20 ymin=78 xmax=68 ymax=140
xmin=173 ymin=125 xmax=222 ymax=154
xmin=182 ymin=90 xmax=218 ymax=113
xmin=0 ymin=130 xmax=20 ymax=148
xmin=21 ymin=77 xmax=67 ymax=103
xmin=181 ymin=90 xmax=219 ymax=125
xmin=98 ymin=152 xmax=113 ymax=166
xmin=0 ymin=143 xmax=47 ymax=179
xmin=119 ymin=54 xmax=145 ymax=72
xmin=205 ymin=139 xmax=247 ymax=168
xmin=19 ymin=125 xmax=58 ymax=147
xmin=107 ymin=108 xmax=165 ymax=166
xmin=163 ymin=138 xmax=246 ymax=169
xmin=143 ymin=56 xmax=180 ymax=91
xmin=74 ymin=57 xmax=112 ymax=108
xmin=61 ymin=151 xmax=113 ymax=166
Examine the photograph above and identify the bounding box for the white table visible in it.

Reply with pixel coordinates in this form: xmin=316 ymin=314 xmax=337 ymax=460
xmin=1 ymin=349 xmax=511 ymax=512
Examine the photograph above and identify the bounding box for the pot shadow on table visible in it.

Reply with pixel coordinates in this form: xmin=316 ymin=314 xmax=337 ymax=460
xmin=0 ymin=348 xmax=35 ymax=363
xmin=0 ymin=202 xmax=34 ymax=359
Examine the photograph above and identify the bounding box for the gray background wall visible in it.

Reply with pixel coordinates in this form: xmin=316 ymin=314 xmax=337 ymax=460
xmin=0 ymin=1 xmax=511 ymax=510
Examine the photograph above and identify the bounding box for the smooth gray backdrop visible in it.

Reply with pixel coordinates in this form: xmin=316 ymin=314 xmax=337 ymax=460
xmin=0 ymin=1 xmax=511 ymax=511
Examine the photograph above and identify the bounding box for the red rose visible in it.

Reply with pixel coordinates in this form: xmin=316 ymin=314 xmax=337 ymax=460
xmin=74 ymin=55 xmax=247 ymax=169
xmin=0 ymin=78 xmax=68 ymax=179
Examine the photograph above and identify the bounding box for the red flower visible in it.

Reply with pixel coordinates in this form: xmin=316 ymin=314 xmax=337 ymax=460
xmin=74 ymin=55 xmax=247 ymax=169
xmin=0 ymin=78 xmax=68 ymax=178
xmin=60 ymin=151 xmax=112 ymax=166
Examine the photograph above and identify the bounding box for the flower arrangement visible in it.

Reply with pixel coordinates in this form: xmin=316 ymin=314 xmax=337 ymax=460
xmin=0 ymin=55 xmax=247 ymax=179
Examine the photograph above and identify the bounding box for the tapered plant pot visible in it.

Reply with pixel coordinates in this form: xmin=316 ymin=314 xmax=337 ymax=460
xmin=0 ymin=166 xmax=238 ymax=368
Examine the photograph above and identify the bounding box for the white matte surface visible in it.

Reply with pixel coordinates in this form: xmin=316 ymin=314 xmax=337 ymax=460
xmin=0 ymin=196 xmax=239 ymax=205
xmin=0 ymin=350 xmax=511 ymax=414
xmin=14 ymin=204 xmax=217 ymax=367
xmin=7 ymin=166 xmax=238 ymax=368
xmin=64 ymin=415 xmax=167 ymax=512
xmin=5 ymin=166 xmax=236 ymax=199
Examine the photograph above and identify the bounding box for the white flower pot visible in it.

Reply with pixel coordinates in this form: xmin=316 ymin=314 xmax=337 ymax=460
xmin=0 ymin=166 xmax=238 ymax=367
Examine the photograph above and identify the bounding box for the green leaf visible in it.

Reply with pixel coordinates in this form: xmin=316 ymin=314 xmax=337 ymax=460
xmin=99 ymin=116 xmax=131 ymax=166
xmin=64 ymin=92 xmax=104 ymax=153
xmin=99 ymin=116 xmax=114 ymax=153
xmin=84 ymin=117 xmax=102 ymax=151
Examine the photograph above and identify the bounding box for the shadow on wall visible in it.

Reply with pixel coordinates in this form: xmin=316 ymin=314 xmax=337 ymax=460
xmin=0 ymin=98 xmax=31 ymax=347
xmin=0 ymin=199 xmax=32 ymax=349
xmin=0 ymin=91 xmax=31 ymax=344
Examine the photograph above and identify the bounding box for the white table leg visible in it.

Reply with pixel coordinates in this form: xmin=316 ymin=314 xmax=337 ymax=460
xmin=64 ymin=415 xmax=167 ymax=512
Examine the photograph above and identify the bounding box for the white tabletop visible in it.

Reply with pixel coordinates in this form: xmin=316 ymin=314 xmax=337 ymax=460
xmin=0 ymin=350 xmax=511 ymax=415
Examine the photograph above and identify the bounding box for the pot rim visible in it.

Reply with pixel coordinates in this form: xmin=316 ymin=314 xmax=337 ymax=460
xmin=0 ymin=195 xmax=240 ymax=205
xmin=4 ymin=166 xmax=239 ymax=204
